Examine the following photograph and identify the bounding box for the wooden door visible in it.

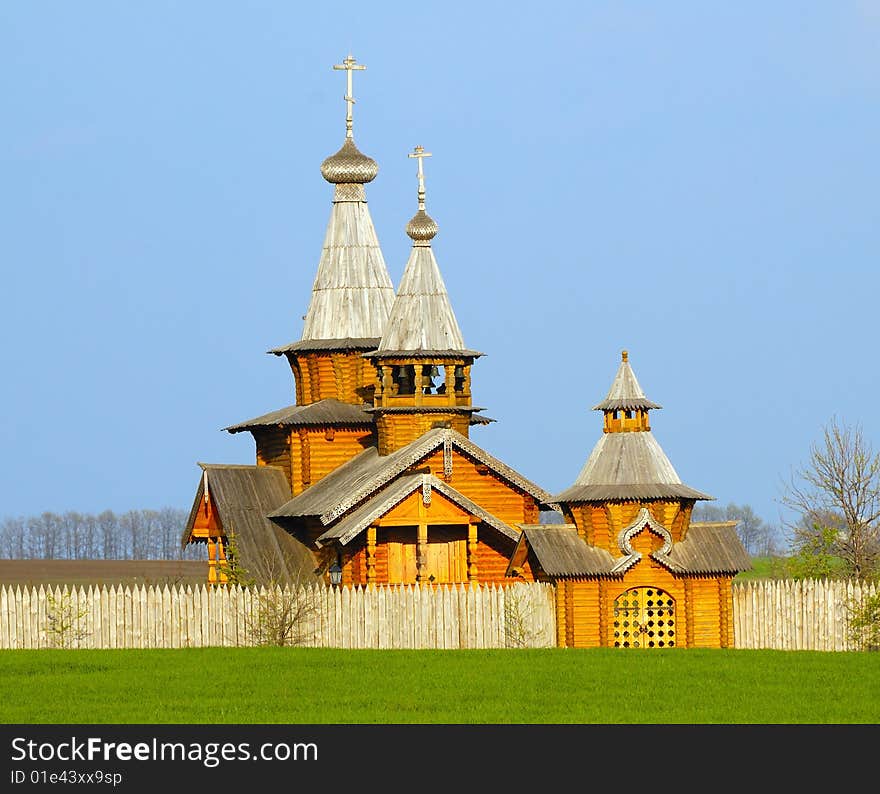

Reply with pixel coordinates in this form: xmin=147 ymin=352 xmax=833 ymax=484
xmin=386 ymin=527 xmax=418 ymax=584
xmin=611 ymin=587 xmax=676 ymax=648
xmin=385 ymin=525 xmax=468 ymax=584
xmin=425 ymin=526 xmax=467 ymax=584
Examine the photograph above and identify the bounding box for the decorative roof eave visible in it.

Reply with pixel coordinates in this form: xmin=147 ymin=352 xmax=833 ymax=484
xmin=316 ymin=473 xmax=518 ymax=547
xmin=610 ymin=507 xmax=675 ymax=574
xmin=364 ymin=348 xmax=484 ymax=359
xmin=318 ymin=429 xmax=554 ymax=524
xmin=592 ymin=397 xmax=663 ymax=411
xmin=269 ymin=338 xmax=381 ymax=355
xmin=224 ymin=399 xmax=374 ymax=433
xmin=554 ymin=483 xmax=714 ymax=503
xmin=364 ymin=406 xmax=487 ymax=415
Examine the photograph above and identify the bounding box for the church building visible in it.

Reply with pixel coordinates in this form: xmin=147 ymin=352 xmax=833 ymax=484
xmin=182 ymin=55 xmax=750 ymax=646
xmin=183 ymin=55 xmax=554 ymax=588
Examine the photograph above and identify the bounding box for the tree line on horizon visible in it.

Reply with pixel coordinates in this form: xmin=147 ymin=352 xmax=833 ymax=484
xmin=0 ymin=508 xmax=200 ymax=561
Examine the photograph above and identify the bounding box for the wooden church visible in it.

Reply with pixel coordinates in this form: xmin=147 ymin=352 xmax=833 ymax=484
xmin=182 ymin=55 xmax=750 ymax=647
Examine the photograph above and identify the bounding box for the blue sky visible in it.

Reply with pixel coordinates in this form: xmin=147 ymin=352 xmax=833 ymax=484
xmin=2 ymin=2 xmax=878 ymax=534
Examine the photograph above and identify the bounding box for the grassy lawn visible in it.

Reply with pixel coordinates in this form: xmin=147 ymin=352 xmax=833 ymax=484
xmin=1 ymin=646 xmax=877 ymax=724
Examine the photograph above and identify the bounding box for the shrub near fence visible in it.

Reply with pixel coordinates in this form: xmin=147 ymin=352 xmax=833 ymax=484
xmin=0 ymin=582 xmax=557 ymax=651
xmin=0 ymin=579 xmax=875 ymax=651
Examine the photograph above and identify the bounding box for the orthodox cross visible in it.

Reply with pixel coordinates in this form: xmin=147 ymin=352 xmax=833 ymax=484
xmin=409 ymin=145 xmax=432 ymax=210
xmin=333 ymin=54 xmax=366 ymax=138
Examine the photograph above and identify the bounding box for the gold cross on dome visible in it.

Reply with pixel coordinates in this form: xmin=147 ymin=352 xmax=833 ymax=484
xmin=332 ymin=54 xmax=366 ymax=138
xmin=408 ymin=145 xmax=432 ymax=210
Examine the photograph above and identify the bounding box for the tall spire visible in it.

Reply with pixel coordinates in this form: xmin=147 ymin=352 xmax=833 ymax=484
xmin=298 ymin=54 xmax=395 ymax=344
xmin=375 ymin=147 xmax=472 ymax=355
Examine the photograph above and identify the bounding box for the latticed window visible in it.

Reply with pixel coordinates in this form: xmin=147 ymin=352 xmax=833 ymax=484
xmin=612 ymin=587 xmax=676 ymax=648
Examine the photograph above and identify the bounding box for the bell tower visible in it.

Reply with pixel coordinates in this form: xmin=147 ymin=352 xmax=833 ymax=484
xmin=366 ymin=147 xmax=486 ymax=454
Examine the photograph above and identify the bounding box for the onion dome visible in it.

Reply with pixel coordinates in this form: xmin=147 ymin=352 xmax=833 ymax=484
xmin=320 ymin=138 xmax=379 ymax=184
xmin=406 ymin=208 xmax=438 ymax=244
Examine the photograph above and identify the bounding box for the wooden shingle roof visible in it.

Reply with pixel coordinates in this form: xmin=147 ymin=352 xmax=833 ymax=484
xmin=224 ymin=399 xmax=373 ymax=433
xmin=669 ymin=521 xmax=753 ymax=574
xmin=507 ymin=525 xmax=616 ymax=577
xmin=297 ymin=195 xmax=395 ymax=343
xmin=506 ymin=515 xmax=751 ymax=579
xmin=554 ymin=432 xmax=713 ymax=503
xmin=370 ymin=242 xmax=480 ymax=359
xmin=315 ymin=473 xmax=518 ymax=547
xmin=183 ymin=464 xmax=319 ymax=585
xmin=592 ymin=351 xmax=662 ymax=411
xmin=268 ymin=427 xmax=555 ymax=523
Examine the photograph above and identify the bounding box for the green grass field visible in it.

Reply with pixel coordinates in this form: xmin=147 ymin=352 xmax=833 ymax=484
xmin=1 ymin=646 xmax=877 ymax=724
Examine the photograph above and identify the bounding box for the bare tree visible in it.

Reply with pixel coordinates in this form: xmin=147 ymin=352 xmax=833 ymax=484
xmin=782 ymin=416 xmax=880 ymax=580
xmin=692 ymin=502 xmax=780 ymax=557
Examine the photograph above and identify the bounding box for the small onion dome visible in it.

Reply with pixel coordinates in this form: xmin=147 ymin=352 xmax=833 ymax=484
xmin=320 ymin=138 xmax=379 ymax=184
xmin=406 ymin=209 xmax=438 ymax=242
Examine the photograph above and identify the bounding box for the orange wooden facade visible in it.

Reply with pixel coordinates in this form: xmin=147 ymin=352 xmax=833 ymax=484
xmin=253 ymin=425 xmax=374 ymax=496
xmin=553 ymin=571 xmax=735 ymax=650
xmin=187 ymin=490 xmax=229 ymax=585
xmin=546 ymin=501 xmax=736 ymax=649
xmin=287 ymin=350 xmax=380 ymax=406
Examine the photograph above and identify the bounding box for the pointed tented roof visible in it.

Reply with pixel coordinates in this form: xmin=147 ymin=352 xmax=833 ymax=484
xmin=556 ymin=350 xmax=711 ymax=504
xmin=276 ymin=55 xmax=395 ymax=350
xmin=268 ymin=427 xmax=555 ymax=522
xmin=182 ymin=464 xmax=320 ymax=585
xmin=297 ymin=193 xmax=395 ymax=344
xmin=592 ymin=350 xmax=662 ymax=411
xmin=371 ymin=245 xmax=480 ymax=357
xmin=554 ymin=432 xmax=713 ymax=503
xmin=369 ymin=146 xmax=480 ymax=358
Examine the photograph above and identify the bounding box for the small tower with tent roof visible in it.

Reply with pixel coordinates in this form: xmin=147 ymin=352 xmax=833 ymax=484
xmin=507 ymin=350 xmax=751 ymax=648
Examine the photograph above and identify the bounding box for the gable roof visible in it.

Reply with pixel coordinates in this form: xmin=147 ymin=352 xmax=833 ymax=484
xmin=183 ymin=464 xmax=319 ymax=585
xmin=554 ymin=431 xmax=713 ymax=503
xmin=224 ymin=399 xmax=373 ymax=433
xmin=268 ymin=427 xmax=555 ymax=523
xmin=315 ymin=473 xmax=519 ymax=547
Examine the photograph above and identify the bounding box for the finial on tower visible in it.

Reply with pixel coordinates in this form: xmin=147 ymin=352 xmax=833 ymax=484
xmin=622 ymin=350 xmax=628 ymax=362
xmin=406 ymin=145 xmax=438 ymax=244
xmin=333 ymin=53 xmax=366 ymax=139
xmin=409 ymin=145 xmax=432 ymax=211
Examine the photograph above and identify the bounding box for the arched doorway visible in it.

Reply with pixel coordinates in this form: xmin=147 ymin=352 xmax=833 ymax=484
xmin=612 ymin=586 xmax=676 ymax=648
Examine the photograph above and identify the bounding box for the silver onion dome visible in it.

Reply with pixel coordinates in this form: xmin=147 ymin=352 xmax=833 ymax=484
xmin=320 ymin=138 xmax=379 ymax=184
xmin=406 ymin=209 xmax=438 ymax=243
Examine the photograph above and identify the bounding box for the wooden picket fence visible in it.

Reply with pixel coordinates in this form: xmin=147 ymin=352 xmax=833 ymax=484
xmin=0 ymin=579 xmax=875 ymax=651
xmin=732 ymin=578 xmax=877 ymax=651
xmin=0 ymin=581 xmax=557 ymax=650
